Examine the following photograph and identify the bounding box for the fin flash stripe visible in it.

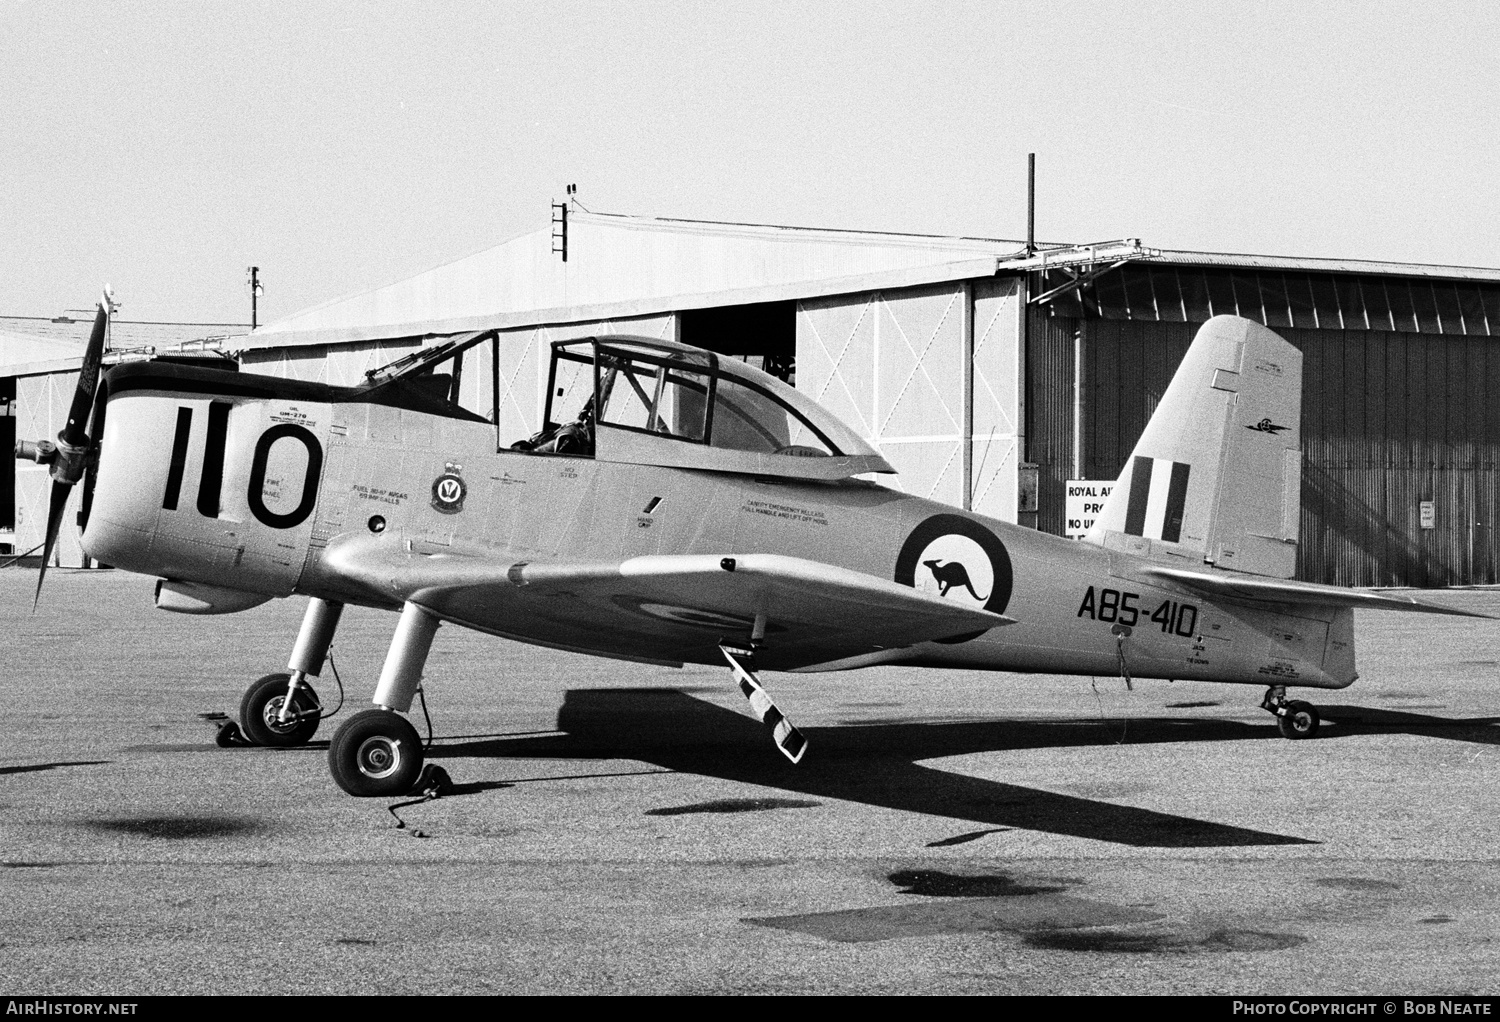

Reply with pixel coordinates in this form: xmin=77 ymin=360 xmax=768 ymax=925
xmin=1124 ymin=456 xmax=1191 ymax=543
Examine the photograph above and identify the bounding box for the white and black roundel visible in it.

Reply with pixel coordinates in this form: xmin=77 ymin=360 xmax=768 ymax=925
xmin=894 ymin=514 xmax=1013 ymax=642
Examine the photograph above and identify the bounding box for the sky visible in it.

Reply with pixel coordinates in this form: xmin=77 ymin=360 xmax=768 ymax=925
xmin=3 ymin=0 xmax=1498 ymax=325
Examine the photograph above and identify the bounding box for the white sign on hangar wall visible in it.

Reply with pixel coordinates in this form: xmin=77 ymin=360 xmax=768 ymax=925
xmin=1065 ymin=480 xmax=1115 ymax=539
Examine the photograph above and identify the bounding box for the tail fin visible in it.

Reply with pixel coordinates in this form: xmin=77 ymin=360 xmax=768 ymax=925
xmin=1084 ymin=316 xmax=1302 ymax=578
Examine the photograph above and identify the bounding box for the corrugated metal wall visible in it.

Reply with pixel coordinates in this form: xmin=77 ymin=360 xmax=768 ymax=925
xmin=1025 ymin=309 xmax=1084 ymax=536
xmin=1292 ymin=327 xmax=1500 ymax=587
xmin=1075 ymin=319 xmax=1197 ymax=481
xmin=1025 ymin=316 xmax=1195 ymax=537
xmin=1034 ymin=315 xmax=1500 ymax=586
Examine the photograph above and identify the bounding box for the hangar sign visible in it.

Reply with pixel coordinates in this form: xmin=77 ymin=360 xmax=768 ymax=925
xmin=1065 ymin=480 xmax=1114 ymax=538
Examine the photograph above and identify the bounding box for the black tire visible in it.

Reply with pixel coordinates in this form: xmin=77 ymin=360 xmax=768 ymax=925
xmin=1277 ymin=700 xmax=1320 ymax=740
xmin=239 ymin=673 xmax=321 ymax=748
xmin=328 ymin=709 xmax=424 ymax=797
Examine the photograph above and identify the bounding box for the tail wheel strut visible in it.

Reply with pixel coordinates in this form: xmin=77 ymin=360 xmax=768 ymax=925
xmin=1261 ymin=686 xmax=1321 ymax=740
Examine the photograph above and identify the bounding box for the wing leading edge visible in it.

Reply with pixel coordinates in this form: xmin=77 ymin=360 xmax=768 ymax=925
xmin=322 ymin=538 xmax=1015 ymax=670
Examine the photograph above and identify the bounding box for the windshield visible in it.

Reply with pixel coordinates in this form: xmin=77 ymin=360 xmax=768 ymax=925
xmin=361 ymin=330 xmax=494 ymax=423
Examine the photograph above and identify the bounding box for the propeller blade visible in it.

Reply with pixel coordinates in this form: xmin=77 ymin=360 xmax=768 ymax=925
xmin=76 ymin=378 xmax=110 ymax=534
xmin=60 ymin=289 xmax=111 ymax=451
xmin=33 ymin=480 xmax=72 ymax=610
xmin=31 ymin=286 xmax=113 ymax=610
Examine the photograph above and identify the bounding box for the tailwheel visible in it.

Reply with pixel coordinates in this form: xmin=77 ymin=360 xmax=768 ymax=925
xmin=1277 ymin=700 xmax=1321 ymax=740
xmin=239 ymin=673 xmax=321 ymax=748
xmin=1262 ymin=686 xmax=1321 ymax=740
xmin=328 ymin=708 xmax=424 ymax=797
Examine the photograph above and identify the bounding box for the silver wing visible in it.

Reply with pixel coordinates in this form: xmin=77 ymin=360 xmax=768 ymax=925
xmin=323 ymin=536 xmax=1015 ymax=670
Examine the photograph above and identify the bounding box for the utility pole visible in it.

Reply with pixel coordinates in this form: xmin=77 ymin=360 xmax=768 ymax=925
xmin=247 ymin=266 xmax=263 ymax=329
xmin=1026 ymin=153 xmax=1036 ymax=256
xmin=1018 ymin=153 xmax=1038 ymax=527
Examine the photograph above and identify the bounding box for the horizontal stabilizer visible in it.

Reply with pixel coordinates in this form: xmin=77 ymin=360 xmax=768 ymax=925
xmin=1142 ymin=565 xmax=1488 ymax=617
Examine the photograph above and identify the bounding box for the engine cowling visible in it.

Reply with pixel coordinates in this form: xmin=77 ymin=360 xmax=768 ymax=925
xmin=83 ymin=365 xmax=331 ymax=599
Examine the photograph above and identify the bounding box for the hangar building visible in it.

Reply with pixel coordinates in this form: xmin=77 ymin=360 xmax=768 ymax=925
xmin=6 ymin=209 xmax=1500 ymax=588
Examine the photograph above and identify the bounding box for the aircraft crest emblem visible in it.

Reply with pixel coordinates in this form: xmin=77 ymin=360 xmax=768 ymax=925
xmin=431 ymin=463 xmax=467 ymax=514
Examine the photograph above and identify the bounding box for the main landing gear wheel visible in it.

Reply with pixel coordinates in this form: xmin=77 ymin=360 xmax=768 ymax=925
xmin=328 ymin=709 xmax=424 ymax=797
xmin=1277 ymin=700 xmax=1321 ymax=740
xmin=239 ymin=673 xmax=321 ymax=748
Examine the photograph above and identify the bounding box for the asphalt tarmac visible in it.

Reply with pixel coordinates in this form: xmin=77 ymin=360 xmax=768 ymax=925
xmin=4 ymin=569 xmax=1500 ymax=995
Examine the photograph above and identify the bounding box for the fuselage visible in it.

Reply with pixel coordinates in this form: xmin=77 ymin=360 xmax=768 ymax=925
xmin=82 ymin=360 xmax=1355 ymax=690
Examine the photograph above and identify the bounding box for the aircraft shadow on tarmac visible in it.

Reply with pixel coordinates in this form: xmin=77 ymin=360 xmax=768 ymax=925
xmin=1318 ymin=706 xmax=1500 ymax=745
xmin=431 ymin=688 xmax=1323 ymax=849
xmin=0 ymin=760 xmax=110 ymax=776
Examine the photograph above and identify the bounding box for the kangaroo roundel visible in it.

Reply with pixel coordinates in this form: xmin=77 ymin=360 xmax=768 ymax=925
xmin=894 ymin=514 xmax=1014 ymax=625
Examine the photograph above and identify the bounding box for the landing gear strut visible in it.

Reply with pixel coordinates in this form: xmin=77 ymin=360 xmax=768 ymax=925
xmin=720 ymin=611 xmax=807 ymax=764
xmin=327 ymin=601 xmax=439 ymax=796
xmin=238 ymin=598 xmax=343 ymax=747
xmin=1261 ymin=685 xmax=1321 ymax=740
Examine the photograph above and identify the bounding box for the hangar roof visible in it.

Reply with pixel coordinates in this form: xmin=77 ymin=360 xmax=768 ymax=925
xmin=0 ymin=330 xmax=86 ymax=371
xmin=1138 ymin=248 xmax=1500 ymax=282
xmin=0 ymin=316 xmax=246 ymax=377
xmin=1021 ymin=249 xmax=1500 ymax=335
xmin=245 ymin=210 xmax=1500 ymax=350
xmin=246 ymin=212 xmax=1030 ymax=349
xmin=998 ymin=243 xmax=1500 ymax=283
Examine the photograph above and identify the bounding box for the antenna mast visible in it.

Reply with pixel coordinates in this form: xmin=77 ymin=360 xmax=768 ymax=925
xmin=247 ymin=266 xmax=263 ymax=329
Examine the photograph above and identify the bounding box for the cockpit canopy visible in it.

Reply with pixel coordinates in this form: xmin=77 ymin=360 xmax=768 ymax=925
xmin=542 ymin=337 xmax=894 ymax=480
xmin=361 ymin=331 xmax=894 ymax=480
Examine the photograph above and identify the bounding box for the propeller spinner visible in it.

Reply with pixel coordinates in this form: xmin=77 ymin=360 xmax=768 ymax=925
xmin=14 ymin=287 xmax=114 ymax=607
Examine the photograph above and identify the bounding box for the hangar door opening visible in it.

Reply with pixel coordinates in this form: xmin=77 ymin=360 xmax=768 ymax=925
xmin=679 ymin=301 xmax=795 ymax=383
